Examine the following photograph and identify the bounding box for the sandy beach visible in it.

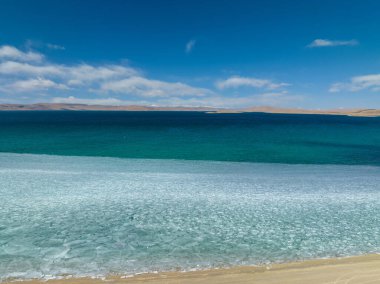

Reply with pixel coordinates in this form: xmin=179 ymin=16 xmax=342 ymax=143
xmin=4 ymin=254 xmax=380 ymax=284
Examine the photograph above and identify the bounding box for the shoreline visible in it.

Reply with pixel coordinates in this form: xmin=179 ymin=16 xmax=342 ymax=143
xmin=0 ymin=103 xmax=380 ymax=117
xmin=4 ymin=254 xmax=380 ymax=284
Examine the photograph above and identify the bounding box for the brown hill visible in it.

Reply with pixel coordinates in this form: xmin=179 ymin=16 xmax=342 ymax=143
xmin=0 ymin=103 xmax=379 ymax=117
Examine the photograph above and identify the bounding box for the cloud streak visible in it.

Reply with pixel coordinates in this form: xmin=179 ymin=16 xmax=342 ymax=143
xmin=47 ymin=43 xmax=65 ymax=50
xmin=8 ymin=78 xmax=69 ymax=92
xmin=0 ymin=61 xmax=137 ymax=83
xmin=0 ymin=45 xmax=43 ymax=62
xmin=216 ymin=76 xmax=289 ymax=90
xmin=330 ymin=74 xmax=380 ymax=92
xmin=51 ymin=92 xmax=302 ymax=108
xmin=307 ymin=39 xmax=358 ymax=48
xmin=185 ymin=40 xmax=196 ymax=53
xmin=101 ymin=76 xmax=212 ymax=97
xmin=51 ymin=96 xmax=126 ymax=105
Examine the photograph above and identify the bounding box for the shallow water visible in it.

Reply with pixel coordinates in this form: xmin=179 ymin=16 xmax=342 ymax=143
xmin=1 ymin=153 xmax=380 ymax=280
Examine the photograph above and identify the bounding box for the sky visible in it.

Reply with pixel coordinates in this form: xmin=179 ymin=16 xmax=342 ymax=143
xmin=0 ymin=0 xmax=380 ymax=109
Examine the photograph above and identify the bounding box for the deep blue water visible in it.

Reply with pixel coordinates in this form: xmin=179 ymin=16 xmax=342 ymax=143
xmin=0 ymin=111 xmax=380 ymax=165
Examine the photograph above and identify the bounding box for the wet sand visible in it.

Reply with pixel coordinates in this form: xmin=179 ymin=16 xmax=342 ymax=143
xmin=5 ymin=254 xmax=380 ymax=284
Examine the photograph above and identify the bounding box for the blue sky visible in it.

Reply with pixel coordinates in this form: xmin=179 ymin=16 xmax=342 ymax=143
xmin=1 ymin=0 xmax=380 ymax=109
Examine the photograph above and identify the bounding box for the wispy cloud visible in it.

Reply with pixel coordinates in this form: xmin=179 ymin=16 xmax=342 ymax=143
xmin=185 ymin=40 xmax=196 ymax=53
xmin=216 ymin=76 xmax=289 ymax=90
xmin=51 ymin=96 xmax=127 ymax=105
xmin=307 ymin=39 xmax=359 ymax=48
xmin=0 ymin=45 xmax=43 ymax=62
xmin=66 ymin=64 xmax=138 ymax=85
xmin=0 ymin=61 xmax=138 ymax=87
xmin=46 ymin=43 xmax=65 ymax=50
xmin=0 ymin=61 xmax=63 ymax=76
xmin=101 ymin=76 xmax=212 ymax=97
xmin=51 ymin=92 xmax=302 ymax=108
xmin=329 ymin=74 xmax=380 ymax=92
xmin=25 ymin=39 xmax=65 ymax=51
xmin=8 ymin=78 xmax=69 ymax=92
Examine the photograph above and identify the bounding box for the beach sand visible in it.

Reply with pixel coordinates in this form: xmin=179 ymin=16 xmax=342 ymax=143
xmin=5 ymin=254 xmax=380 ymax=284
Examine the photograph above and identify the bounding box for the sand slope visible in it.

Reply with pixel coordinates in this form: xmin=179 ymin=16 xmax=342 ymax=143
xmin=5 ymin=254 xmax=380 ymax=284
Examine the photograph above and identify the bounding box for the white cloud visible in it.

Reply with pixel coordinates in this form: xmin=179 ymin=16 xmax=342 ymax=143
xmin=216 ymin=76 xmax=289 ymax=90
xmin=0 ymin=61 xmax=137 ymax=82
xmin=0 ymin=61 xmax=63 ymax=76
xmin=51 ymin=96 xmax=127 ymax=105
xmin=307 ymin=39 xmax=358 ymax=48
xmin=0 ymin=45 xmax=44 ymax=62
xmin=101 ymin=76 xmax=212 ymax=97
xmin=67 ymin=64 xmax=138 ymax=85
xmin=329 ymin=74 xmax=380 ymax=93
xmin=0 ymin=43 xmax=299 ymax=108
xmin=185 ymin=40 xmax=196 ymax=53
xmin=0 ymin=45 xmax=214 ymax=101
xmin=8 ymin=78 xmax=68 ymax=92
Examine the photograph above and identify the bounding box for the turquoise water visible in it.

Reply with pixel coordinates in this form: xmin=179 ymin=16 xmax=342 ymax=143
xmin=1 ymin=112 xmax=380 ymax=280
xmin=0 ymin=111 xmax=380 ymax=165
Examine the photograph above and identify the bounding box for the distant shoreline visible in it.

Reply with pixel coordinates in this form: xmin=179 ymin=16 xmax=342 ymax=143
xmin=1 ymin=103 xmax=380 ymax=117
xmin=4 ymin=254 xmax=380 ymax=284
